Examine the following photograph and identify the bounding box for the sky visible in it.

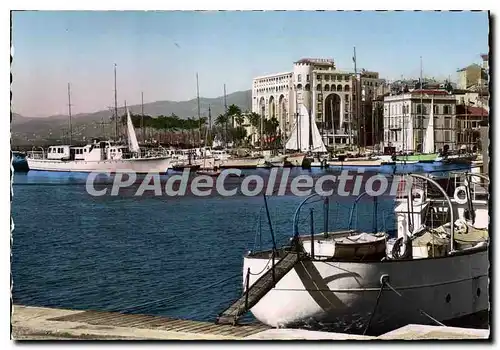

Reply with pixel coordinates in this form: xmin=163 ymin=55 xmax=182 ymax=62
xmin=11 ymin=10 xmax=489 ymax=117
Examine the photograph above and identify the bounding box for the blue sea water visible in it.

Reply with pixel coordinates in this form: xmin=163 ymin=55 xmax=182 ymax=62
xmin=10 ymin=165 xmax=469 ymax=323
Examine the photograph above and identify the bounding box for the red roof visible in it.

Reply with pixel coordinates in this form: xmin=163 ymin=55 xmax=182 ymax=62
xmin=456 ymin=105 xmax=488 ymax=118
xmin=411 ymin=89 xmax=450 ymax=95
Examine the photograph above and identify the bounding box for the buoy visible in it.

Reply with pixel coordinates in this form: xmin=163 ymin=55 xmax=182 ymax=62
xmin=454 ymin=186 xmax=468 ymax=204
xmin=412 ymin=188 xmax=425 ymax=205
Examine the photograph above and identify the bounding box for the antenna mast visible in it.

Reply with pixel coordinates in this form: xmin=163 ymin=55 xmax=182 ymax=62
xmin=67 ymin=82 xmax=73 ymax=145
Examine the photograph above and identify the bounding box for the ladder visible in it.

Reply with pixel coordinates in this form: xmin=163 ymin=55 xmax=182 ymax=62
xmin=217 ymin=251 xmax=301 ymax=325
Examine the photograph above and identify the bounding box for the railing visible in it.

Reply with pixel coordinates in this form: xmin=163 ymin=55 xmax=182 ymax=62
xmin=27 ymin=147 xmax=45 ymax=160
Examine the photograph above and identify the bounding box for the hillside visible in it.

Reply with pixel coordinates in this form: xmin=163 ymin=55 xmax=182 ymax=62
xmin=11 ymin=90 xmax=252 ymax=144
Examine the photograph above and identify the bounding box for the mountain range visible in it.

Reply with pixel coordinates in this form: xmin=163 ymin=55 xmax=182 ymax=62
xmin=12 ymin=90 xmax=252 ymax=144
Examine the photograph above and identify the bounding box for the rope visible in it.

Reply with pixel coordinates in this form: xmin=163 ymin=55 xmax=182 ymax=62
xmin=384 ymin=281 xmax=445 ymax=327
xmin=249 ymin=257 xmax=273 ymax=276
xmin=119 ymin=272 xmax=241 ymax=314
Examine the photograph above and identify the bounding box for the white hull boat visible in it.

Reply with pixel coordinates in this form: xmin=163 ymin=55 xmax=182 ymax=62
xmin=27 ymin=156 xmax=171 ymax=174
xmin=243 ymin=244 xmax=487 ymax=334
xmin=285 ymin=153 xmax=306 ymax=167
xmin=220 ymin=172 xmax=489 ymax=335
xmin=26 ymin=109 xmax=171 ymax=174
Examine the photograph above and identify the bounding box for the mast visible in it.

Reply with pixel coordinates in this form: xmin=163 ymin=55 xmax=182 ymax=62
xmin=419 ymin=56 xmax=423 ymax=152
xmin=114 ymin=63 xmax=118 ymax=141
xmin=67 ymin=82 xmax=72 ymax=145
xmin=224 ymin=83 xmax=228 ymax=147
xmin=330 ymin=98 xmax=335 ymax=153
xmin=353 ymin=46 xmax=358 ymax=149
xmin=141 ymin=91 xmax=144 ymax=143
xmin=207 ymin=104 xmax=212 ymax=146
xmin=296 ymin=96 xmax=300 ymax=151
xmin=196 ymin=73 xmax=201 ymax=146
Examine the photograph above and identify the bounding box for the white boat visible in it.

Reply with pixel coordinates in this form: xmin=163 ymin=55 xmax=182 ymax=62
xmin=219 ymin=157 xmax=266 ymax=169
xmin=284 ymin=153 xmax=306 ymax=167
xmin=228 ymin=173 xmax=489 ymax=335
xmin=26 ymin=109 xmax=171 ymax=174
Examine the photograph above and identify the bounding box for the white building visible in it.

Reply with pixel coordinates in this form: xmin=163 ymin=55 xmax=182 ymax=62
xmin=383 ymin=90 xmax=457 ymax=153
xmin=252 ymin=58 xmax=384 ymax=148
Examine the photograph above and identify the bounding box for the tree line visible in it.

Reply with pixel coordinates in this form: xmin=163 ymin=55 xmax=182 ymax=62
xmin=118 ymin=103 xmax=283 ymax=149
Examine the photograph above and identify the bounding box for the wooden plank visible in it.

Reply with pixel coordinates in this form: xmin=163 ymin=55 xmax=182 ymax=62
xmin=177 ymin=322 xmax=224 ymax=334
xmin=172 ymin=321 xmax=213 ymax=332
xmin=218 ymin=252 xmax=299 ymax=324
xmin=207 ymin=325 xmax=244 ymax=335
xmin=117 ymin=315 xmax=164 ymax=328
xmin=157 ymin=319 xmax=198 ymax=331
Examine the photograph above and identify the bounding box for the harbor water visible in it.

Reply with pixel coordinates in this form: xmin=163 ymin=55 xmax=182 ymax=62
xmin=11 ymin=165 xmax=472 ymax=328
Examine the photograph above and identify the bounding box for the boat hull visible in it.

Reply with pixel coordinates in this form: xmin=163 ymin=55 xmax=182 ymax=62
xmin=219 ymin=158 xmax=265 ymax=169
xmin=243 ymin=248 xmax=488 ymax=334
xmin=396 ymin=153 xmax=439 ymax=162
xmin=26 ymin=157 xmax=171 ymax=174
xmin=285 ymin=154 xmax=306 ymax=167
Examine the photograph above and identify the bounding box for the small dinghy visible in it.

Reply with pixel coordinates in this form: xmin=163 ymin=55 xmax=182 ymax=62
xmin=196 ymin=169 xmax=221 ymax=177
xmin=331 ymin=232 xmax=387 ymax=260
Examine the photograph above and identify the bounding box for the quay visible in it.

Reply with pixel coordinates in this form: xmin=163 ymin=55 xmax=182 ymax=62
xmin=11 ymin=305 xmax=489 ymax=340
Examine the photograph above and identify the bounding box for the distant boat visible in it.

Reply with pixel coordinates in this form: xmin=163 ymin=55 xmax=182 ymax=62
xmin=26 ymin=109 xmax=171 ymax=174
xmin=12 ymin=151 xmax=29 ymax=172
xmin=285 ymin=104 xmax=327 ymax=153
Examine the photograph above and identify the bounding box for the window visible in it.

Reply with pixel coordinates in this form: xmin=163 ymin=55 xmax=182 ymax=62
xmin=306 ymin=74 xmax=310 ymax=82
xmin=444 ymin=117 xmax=452 ymax=129
xmin=316 ymin=74 xmax=322 ymax=80
xmin=344 ymin=85 xmax=350 ymax=92
xmin=443 ymin=105 xmax=450 ymax=114
xmin=434 ymin=105 xmax=439 ymax=114
xmin=297 ymin=74 xmax=302 ymax=82
xmin=325 ymin=75 xmax=330 ymax=81
xmin=444 ymin=130 xmax=451 ymax=142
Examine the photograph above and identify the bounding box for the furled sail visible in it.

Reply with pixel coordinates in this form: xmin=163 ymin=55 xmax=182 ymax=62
xmin=126 ymin=108 xmax=141 ymax=153
xmin=423 ymin=95 xmax=435 ymax=154
xmin=285 ymin=104 xmax=327 ymax=152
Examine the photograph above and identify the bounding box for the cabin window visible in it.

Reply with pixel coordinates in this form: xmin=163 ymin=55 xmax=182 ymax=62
xmin=58 ymin=148 xmax=63 ymax=153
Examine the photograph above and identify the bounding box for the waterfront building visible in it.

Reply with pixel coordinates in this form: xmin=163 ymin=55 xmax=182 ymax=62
xmin=251 ymin=58 xmax=384 ymax=148
xmin=455 ymin=104 xmax=488 ymax=149
xmin=382 ymin=90 xmax=457 ymax=153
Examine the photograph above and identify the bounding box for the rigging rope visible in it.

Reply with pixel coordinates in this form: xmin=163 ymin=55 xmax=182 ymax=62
xmin=384 ymin=280 xmax=445 ymax=327
xmin=363 ymin=279 xmax=386 ymax=335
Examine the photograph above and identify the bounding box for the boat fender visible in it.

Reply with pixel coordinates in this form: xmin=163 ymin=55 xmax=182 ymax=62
xmin=454 ymin=186 xmax=468 ymax=205
xmin=412 ymin=189 xmax=425 ymax=205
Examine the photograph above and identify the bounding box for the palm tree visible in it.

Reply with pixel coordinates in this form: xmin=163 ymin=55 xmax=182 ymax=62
xmin=247 ymin=112 xmax=261 ymax=145
xmin=227 ymin=104 xmax=242 ymax=127
xmin=215 ymin=114 xmax=229 ymax=145
xmin=235 ymin=114 xmax=245 ymax=127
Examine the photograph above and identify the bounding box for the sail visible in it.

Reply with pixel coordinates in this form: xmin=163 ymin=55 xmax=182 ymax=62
xmin=285 ymin=104 xmax=327 ymax=152
xmin=126 ymin=108 xmax=141 ymax=153
xmin=310 ymin=108 xmax=327 ymax=153
xmin=423 ymin=95 xmax=435 ymax=154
